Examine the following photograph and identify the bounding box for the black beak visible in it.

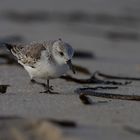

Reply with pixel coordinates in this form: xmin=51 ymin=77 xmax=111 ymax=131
xmin=66 ymin=60 xmax=75 ymax=74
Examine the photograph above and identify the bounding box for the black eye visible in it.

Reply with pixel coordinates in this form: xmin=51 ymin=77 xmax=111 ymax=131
xmin=59 ymin=52 xmax=64 ymax=56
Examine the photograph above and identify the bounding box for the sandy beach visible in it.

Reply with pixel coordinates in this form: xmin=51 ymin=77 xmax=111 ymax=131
xmin=0 ymin=0 xmax=140 ymax=139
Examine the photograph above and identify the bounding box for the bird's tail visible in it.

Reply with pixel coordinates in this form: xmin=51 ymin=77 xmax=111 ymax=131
xmin=4 ymin=43 xmax=13 ymax=52
xmin=4 ymin=43 xmax=20 ymax=58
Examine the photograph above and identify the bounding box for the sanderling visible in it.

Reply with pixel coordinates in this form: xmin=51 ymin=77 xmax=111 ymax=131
xmin=5 ymin=39 xmax=75 ymax=94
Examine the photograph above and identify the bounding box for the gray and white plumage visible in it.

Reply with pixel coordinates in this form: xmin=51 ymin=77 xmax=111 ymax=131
xmin=5 ymin=39 xmax=75 ymax=80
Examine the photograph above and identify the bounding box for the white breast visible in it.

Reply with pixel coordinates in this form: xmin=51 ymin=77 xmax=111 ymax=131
xmin=24 ymin=58 xmax=68 ymax=80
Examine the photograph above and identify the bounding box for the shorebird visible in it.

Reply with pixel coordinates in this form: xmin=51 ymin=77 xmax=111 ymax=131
xmin=5 ymin=39 xmax=75 ymax=94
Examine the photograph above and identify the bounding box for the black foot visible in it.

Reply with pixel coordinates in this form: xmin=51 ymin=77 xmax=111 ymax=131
xmin=46 ymin=85 xmax=53 ymax=90
xmin=30 ymin=79 xmax=59 ymax=94
xmin=39 ymin=84 xmax=59 ymax=94
xmin=40 ymin=90 xmax=59 ymax=94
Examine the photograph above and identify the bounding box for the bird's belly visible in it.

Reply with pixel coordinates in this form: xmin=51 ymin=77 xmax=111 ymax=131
xmin=24 ymin=63 xmax=68 ymax=79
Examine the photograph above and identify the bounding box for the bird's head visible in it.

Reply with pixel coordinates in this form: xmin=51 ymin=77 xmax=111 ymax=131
xmin=52 ymin=39 xmax=75 ymax=74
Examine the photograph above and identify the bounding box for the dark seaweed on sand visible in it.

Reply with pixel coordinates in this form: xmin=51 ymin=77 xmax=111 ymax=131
xmin=77 ymin=87 xmax=140 ymax=101
xmin=73 ymin=64 xmax=91 ymax=75
xmin=79 ymin=94 xmax=93 ymax=105
xmin=0 ymin=85 xmax=9 ymax=94
xmin=74 ymin=50 xmax=94 ymax=59
xmin=96 ymin=71 xmax=140 ymax=81
xmin=61 ymin=72 xmax=131 ymax=86
xmin=48 ymin=119 xmax=77 ymax=127
xmin=0 ymin=54 xmax=18 ymax=64
xmin=123 ymin=125 xmax=140 ymax=135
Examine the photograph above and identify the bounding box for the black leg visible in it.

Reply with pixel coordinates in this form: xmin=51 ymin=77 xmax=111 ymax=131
xmin=47 ymin=80 xmax=53 ymax=90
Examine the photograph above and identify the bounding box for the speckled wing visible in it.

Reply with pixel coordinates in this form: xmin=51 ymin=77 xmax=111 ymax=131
xmin=5 ymin=42 xmax=47 ymax=67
